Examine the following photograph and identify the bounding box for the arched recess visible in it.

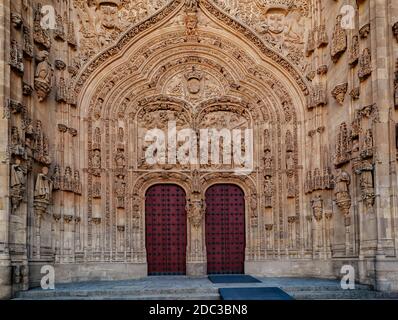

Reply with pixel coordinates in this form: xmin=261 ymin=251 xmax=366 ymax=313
xmin=76 ymin=0 xmax=310 ymax=269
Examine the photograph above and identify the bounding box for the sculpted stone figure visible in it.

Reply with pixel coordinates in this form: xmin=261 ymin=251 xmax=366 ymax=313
xmin=286 ymin=151 xmax=294 ymax=171
xmin=10 ymin=126 xmax=25 ymax=156
xmin=74 ymin=170 xmax=82 ymax=195
xmin=92 ymin=149 xmax=101 ymax=169
xmin=52 ymin=165 xmax=61 ymax=190
xmin=63 ymin=167 xmax=74 ymax=192
xmin=10 ymin=159 xmax=27 ymax=211
xmin=186 ymin=197 xmax=205 ymax=229
xmin=114 ymin=148 xmax=126 ymax=169
xmin=334 ymin=170 xmax=351 ymax=216
xmin=311 ymin=195 xmax=323 ymax=222
xmin=250 ymin=194 xmax=258 ymax=218
xmin=264 ymin=175 xmax=273 ymax=208
xmin=34 ymin=167 xmax=53 ymax=216
xmin=115 ymin=175 xmax=126 ymax=208
xmin=34 ymin=167 xmax=53 ymax=203
xmin=263 ymin=149 xmax=273 ymax=170
xmin=34 ymin=50 xmax=53 ymax=102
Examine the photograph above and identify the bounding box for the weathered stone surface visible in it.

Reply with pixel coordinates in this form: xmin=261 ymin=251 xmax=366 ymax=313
xmin=1 ymin=0 xmax=398 ymax=299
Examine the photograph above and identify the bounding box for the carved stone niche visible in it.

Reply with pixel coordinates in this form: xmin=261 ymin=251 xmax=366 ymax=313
xmin=331 ymin=83 xmax=348 ymax=105
xmin=393 ymin=22 xmax=398 ymax=42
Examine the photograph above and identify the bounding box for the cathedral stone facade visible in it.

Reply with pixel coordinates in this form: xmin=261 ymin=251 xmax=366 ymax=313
xmin=1 ymin=0 xmax=398 ymax=298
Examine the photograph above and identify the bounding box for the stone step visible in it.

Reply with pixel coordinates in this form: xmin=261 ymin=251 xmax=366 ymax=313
xmin=289 ymin=290 xmax=398 ymax=300
xmin=15 ymin=293 xmax=221 ymax=301
xmin=16 ymin=287 xmax=220 ymax=299
xmin=279 ymin=284 xmax=372 ymax=292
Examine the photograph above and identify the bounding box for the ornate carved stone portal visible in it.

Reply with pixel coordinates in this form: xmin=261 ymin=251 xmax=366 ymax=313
xmin=2 ymin=0 xmax=398 ymax=297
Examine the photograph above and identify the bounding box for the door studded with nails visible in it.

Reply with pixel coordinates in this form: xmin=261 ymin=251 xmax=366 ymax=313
xmin=145 ymin=184 xmax=187 ymax=275
xmin=205 ymin=184 xmax=245 ymax=275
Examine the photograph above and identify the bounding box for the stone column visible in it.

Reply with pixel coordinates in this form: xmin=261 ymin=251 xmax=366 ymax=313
xmin=369 ymin=0 xmax=398 ymax=291
xmin=186 ymin=192 xmax=206 ymax=276
xmin=0 ymin=0 xmax=12 ymax=299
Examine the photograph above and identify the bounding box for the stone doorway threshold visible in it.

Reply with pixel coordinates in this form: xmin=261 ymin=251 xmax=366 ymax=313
xmin=14 ymin=276 xmax=398 ymax=300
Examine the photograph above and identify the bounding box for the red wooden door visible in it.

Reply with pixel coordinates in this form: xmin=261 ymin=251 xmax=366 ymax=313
xmin=205 ymin=184 xmax=245 ymax=274
xmin=146 ymin=184 xmax=187 ymax=275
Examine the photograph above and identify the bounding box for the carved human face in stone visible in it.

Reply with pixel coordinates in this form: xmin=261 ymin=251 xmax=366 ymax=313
xmin=185 ymin=14 xmax=198 ymax=31
xmin=266 ymin=9 xmax=286 ymax=34
xmin=42 ymin=167 xmax=49 ymax=175
xmin=99 ymin=4 xmax=118 ymax=29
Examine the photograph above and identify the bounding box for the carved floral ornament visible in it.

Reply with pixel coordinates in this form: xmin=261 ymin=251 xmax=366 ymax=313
xmin=72 ymin=0 xmax=309 ymax=102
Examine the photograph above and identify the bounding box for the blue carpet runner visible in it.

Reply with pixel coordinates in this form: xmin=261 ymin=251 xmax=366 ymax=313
xmin=208 ymin=275 xmax=261 ymax=284
xmin=219 ymin=287 xmax=294 ymax=300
